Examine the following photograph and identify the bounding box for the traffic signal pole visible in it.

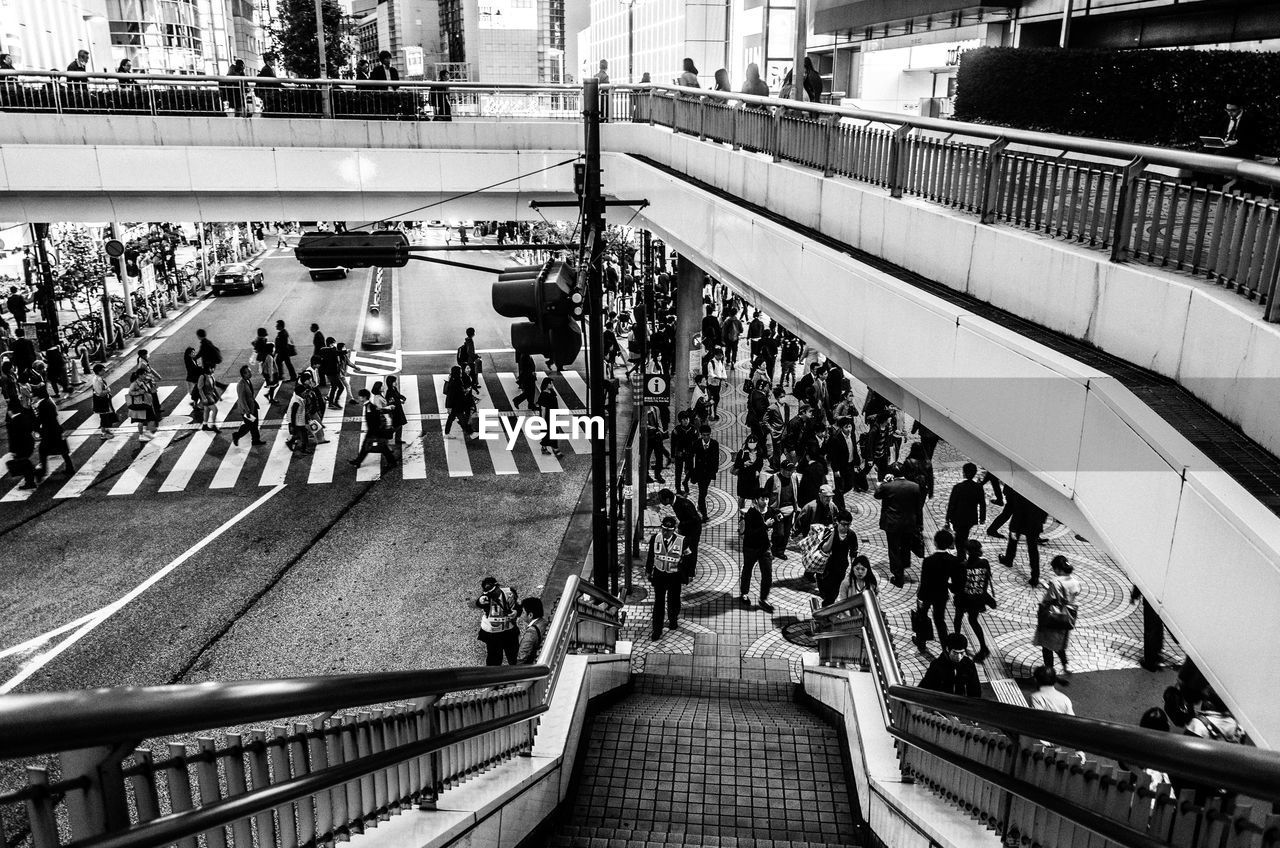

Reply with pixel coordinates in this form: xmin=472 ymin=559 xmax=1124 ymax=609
xmin=584 ymin=78 xmax=610 ymax=590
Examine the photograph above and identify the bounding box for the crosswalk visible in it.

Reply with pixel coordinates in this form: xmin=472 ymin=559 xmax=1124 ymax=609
xmin=0 ymin=371 xmax=594 ymax=503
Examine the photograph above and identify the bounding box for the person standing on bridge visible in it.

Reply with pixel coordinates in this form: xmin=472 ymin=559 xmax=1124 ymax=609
xmin=475 ymin=576 xmax=520 ymax=665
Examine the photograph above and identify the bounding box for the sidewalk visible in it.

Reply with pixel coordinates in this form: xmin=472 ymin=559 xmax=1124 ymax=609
xmin=619 ymin=333 xmax=1184 ymax=723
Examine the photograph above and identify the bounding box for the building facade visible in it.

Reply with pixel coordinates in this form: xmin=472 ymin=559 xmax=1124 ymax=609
xmin=580 ymin=0 xmax=727 ymax=87
xmin=0 ymin=0 xmax=112 ymax=72
xmin=438 ymin=0 xmax=566 ymax=83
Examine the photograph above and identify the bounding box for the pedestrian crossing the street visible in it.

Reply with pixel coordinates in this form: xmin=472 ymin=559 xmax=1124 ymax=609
xmin=0 ymin=370 xmax=594 ymax=503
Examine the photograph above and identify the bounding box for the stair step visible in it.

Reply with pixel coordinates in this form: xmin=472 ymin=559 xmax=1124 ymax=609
xmin=547 ymin=825 xmax=860 ymax=847
xmin=632 ymin=673 xmax=797 ymax=702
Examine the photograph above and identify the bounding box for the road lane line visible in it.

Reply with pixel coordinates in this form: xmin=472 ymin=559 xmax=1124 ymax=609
xmin=399 ymin=376 xmax=426 ymax=480
xmin=259 ymin=419 xmax=296 ymax=486
xmin=355 ymin=377 xmax=383 ymax=482
xmin=0 ymin=611 xmax=100 ymax=661
xmin=433 ymin=374 xmax=472 ymax=478
xmin=159 ymin=383 xmax=239 ymax=493
xmin=496 ymin=373 xmax=561 ymax=473
xmin=209 ymin=381 xmax=271 ymax=489
xmin=473 ymin=376 xmax=518 ymax=476
xmin=400 ymin=348 xmax=514 ymax=356
xmin=0 ymin=484 xmax=287 ymax=694
xmin=537 ymin=371 xmax=592 ymax=454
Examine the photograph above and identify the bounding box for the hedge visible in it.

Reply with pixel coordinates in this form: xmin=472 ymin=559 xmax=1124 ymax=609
xmin=953 ymin=47 xmax=1280 ymax=157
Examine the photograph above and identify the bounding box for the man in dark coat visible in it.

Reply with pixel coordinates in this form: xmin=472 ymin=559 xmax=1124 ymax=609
xmin=1221 ymin=100 xmax=1261 ymax=160
xmin=875 ymin=463 xmax=923 ymax=587
xmin=6 ymin=286 xmax=27 ymax=324
xmin=34 ymin=386 xmax=73 ymax=475
xmin=826 ymin=416 xmax=861 ymax=502
xmin=5 ymin=407 xmax=37 ymax=488
xmin=945 ymin=462 xmax=986 ymax=553
xmin=687 ymin=424 xmax=720 ymax=521
xmin=1000 ymin=491 xmax=1048 ymax=586
xmin=920 ymin=633 xmax=982 ymax=698
xmin=8 ymin=327 xmax=36 ymax=374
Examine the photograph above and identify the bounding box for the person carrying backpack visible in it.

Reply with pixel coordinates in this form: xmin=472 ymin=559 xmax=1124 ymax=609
xmin=456 ymin=327 xmax=481 ymax=374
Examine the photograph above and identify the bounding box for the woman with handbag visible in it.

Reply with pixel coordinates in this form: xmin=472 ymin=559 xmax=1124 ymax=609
xmin=704 ymin=347 xmax=728 ymax=420
xmin=953 ymin=539 xmax=994 ymax=662
xmin=196 ymin=364 xmax=221 ymax=432
xmin=183 ymin=346 xmax=202 ymax=409
xmin=1034 ymin=555 xmax=1081 ymax=677
xmin=89 ymin=363 xmax=117 ymax=436
xmin=384 ymin=376 xmax=408 ymax=445
xmin=127 ymin=369 xmax=157 ymax=441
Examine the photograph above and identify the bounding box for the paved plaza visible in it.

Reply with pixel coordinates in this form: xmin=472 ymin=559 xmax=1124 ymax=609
xmin=621 ymin=346 xmax=1186 ymax=705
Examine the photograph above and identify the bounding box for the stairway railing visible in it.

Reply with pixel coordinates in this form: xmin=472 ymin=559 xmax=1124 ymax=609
xmin=814 ymin=590 xmax=1280 ymax=848
xmin=0 ymin=576 xmax=623 ymax=848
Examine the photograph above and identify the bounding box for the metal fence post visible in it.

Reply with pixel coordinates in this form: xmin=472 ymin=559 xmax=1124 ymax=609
xmin=1109 ymin=156 xmax=1148 ymax=263
xmin=698 ymin=95 xmax=708 ymax=141
xmin=771 ymin=107 xmax=783 ymax=163
xmin=821 ymin=114 xmax=838 ymax=177
xmin=731 ymin=102 xmax=742 ymax=151
xmin=648 ymin=89 xmax=655 ymax=126
xmin=60 ymin=747 xmax=130 ymax=842
xmin=887 ymin=124 xmax=912 ymax=199
xmin=979 ymin=137 xmax=1010 ymax=224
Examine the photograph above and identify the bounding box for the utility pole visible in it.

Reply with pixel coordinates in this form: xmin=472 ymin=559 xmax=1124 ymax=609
xmin=584 ymin=78 xmax=610 ymax=589
xmin=313 ymin=0 xmax=333 ymax=117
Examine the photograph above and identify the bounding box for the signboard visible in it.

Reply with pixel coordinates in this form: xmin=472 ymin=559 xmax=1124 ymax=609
xmin=643 ymin=373 xmax=669 ymax=406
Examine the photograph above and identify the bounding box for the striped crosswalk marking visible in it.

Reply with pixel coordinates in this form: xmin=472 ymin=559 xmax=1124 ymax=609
xmin=159 ymin=384 xmax=239 ymax=493
xmin=2 ymin=394 xmax=126 ymax=504
xmin=473 ymin=377 xmax=518 ymax=476
xmin=495 ymin=373 xmax=561 ymax=474
xmin=433 ymin=374 xmax=473 ymax=478
xmin=258 ymin=418 xmax=295 ymax=487
xmin=307 ymin=394 xmax=347 ymax=485
xmin=537 ymin=371 xmax=592 ymax=454
xmin=399 ymin=378 xmax=427 ymax=480
xmin=209 ymin=382 xmax=271 ymax=489
xmin=354 ymin=378 xmax=383 ymax=482
xmin=108 ymin=387 xmax=180 ymax=496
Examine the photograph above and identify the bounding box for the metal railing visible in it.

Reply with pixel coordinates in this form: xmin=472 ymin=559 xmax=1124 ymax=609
xmin=0 ymin=71 xmax=586 ymax=122
xmin=814 ymin=589 xmax=1280 ymax=848
xmin=4 ymin=72 xmax=1278 ymax=317
xmin=628 ymin=85 xmax=1280 ymax=322
xmin=0 ymin=576 xmax=622 ymax=848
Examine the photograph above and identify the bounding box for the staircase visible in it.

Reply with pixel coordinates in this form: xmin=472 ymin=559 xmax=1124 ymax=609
xmin=548 ymin=670 xmax=861 ymax=848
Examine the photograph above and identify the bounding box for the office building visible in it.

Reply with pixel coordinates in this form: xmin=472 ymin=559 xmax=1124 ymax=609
xmin=0 ymin=0 xmax=112 ymax=72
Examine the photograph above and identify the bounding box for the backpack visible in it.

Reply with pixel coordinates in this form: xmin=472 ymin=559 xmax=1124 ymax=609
xmin=1189 ymin=711 xmax=1245 ymax=744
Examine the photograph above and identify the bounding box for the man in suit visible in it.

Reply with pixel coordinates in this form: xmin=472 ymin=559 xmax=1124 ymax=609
xmin=826 ymin=416 xmax=861 ymax=504
xmin=1222 ymin=100 xmax=1260 ymax=161
xmin=875 ymin=463 xmax=923 ymax=587
xmin=6 ymin=286 xmax=27 ymax=324
xmin=9 ymin=327 xmax=37 ymax=374
xmin=999 ymin=492 xmax=1049 ymax=586
xmin=945 ymin=462 xmax=986 ymax=553
xmin=688 ymin=424 xmax=720 ymax=521
xmin=370 ymin=50 xmax=399 ymax=83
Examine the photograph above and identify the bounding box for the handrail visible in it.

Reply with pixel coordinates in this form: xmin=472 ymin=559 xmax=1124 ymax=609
xmin=63 ymin=705 xmax=547 ymax=848
xmin=841 ymin=589 xmax=1280 ymax=797
xmin=621 ymin=83 xmax=1280 ymax=188
xmin=889 ymin=685 xmax=1280 ymax=799
xmin=0 ymin=69 xmax=580 ymax=90
xmin=0 ymin=665 xmax=545 ymax=759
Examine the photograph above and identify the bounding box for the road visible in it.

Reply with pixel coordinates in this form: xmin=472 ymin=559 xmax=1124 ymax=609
xmin=0 ymin=228 xmax=591 ymax=694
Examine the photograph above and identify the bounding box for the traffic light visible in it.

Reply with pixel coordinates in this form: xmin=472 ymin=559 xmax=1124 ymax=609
xmin=492 ymin=260 xmax=583 ymax=368
xmin=295 ymin=230 xmax=410 ymax=269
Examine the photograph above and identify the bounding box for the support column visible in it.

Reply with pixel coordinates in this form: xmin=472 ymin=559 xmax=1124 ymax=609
xmin=671 ymin=255 xmax=704 ymax=417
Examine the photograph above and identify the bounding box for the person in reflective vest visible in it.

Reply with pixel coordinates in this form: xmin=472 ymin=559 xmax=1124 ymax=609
xmin=646 ymin=515 xmax=691 ymax=641
xmin=475 ymin=576 xmax=520 ymax=665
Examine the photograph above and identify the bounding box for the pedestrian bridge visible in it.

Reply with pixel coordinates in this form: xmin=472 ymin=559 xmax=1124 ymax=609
xmin=3 ymin=80 xmax=1280 ymax=748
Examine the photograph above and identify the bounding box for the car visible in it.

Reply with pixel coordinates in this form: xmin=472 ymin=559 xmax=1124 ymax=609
xmin=212 ymin=263 xmax=265 ymax=295
xmin=427 ymin=220 xmax=446 ymax=228
xmin=309 ymin=267 xmax=349 ymax=281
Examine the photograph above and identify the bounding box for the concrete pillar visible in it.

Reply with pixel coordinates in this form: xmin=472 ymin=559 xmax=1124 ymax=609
xmin=671 ymin=255 xmax=704 ymax=417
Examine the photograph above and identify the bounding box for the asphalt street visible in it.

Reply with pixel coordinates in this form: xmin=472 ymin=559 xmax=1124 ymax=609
xmin=0 ymin=227 xmax=590 ymax=694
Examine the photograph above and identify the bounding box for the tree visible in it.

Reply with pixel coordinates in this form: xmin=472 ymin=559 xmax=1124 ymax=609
xmin=48 ymin=224 xmax=109 ymax=311
xmin=270 ymin=0 xmax=354 ymax=79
